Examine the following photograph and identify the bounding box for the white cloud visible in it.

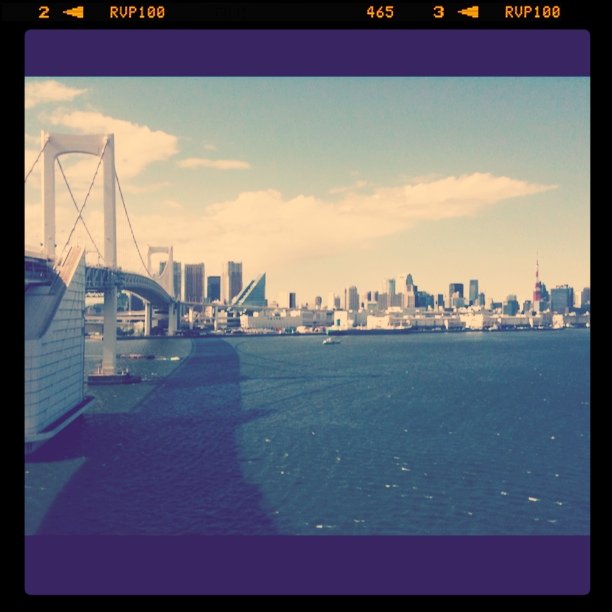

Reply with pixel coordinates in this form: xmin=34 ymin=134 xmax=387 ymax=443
xmin=177 ymin=157 xmax=251 ymax=170
xmin=25 ymin=80 xmax=87 ymax=109
xmin=48 ymin=110 xmax=179 ymax=179
xmin=26 ymin=172 xmax=556 ymax=283
xmin=116 ymin=173 xmax=555 ymax=274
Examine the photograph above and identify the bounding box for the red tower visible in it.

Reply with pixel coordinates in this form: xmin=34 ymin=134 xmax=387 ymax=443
xmin=532 ymin=257 xmax=542 ymax=304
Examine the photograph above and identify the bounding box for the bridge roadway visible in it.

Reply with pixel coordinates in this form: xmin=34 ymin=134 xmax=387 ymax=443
xmin=85 ymin=265 xmax=174 ymax=308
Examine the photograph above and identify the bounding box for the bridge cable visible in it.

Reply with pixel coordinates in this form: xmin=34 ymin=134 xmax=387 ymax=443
xmin=56 ymin=157 xmax=104 ymax=262
xmin=57 ymin=139 xmax=109 ymax=264
xmin=115 ymin=168 xmax=153 ymax=278
xmin=24 ymin=137 xmax=49 ymax=184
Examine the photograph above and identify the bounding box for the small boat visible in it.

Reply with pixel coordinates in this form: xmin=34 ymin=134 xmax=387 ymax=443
xmin=323 ymin=337 xmax=341 ymax=345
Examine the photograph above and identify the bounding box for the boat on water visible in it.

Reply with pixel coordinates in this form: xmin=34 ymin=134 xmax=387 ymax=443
xmin=323 ymin=337 xmax=341 ymax=345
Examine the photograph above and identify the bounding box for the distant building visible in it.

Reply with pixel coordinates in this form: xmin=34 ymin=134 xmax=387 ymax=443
xmin=117 ymin=291 xmax=130 ymax=312
xmin=391 ymin=293 xmax=404 ymax=308
xmin=223 ymin=261 xmax=243 ymax=304
xmin=184 ymin=263 xmax=205 ymax=303
xmin=502 ymin=294 xmax=520 ymax=316
xmin=539 ymin=283 xmax=550 ymax=311
xmin=207 ymin=275 xmax=221 ymax=302
xmin=125 ymin=292 xmax=144 ymax=311
xmin=522 ymin=299 xmax=532 ymax=314
xmin=405 ymin=285 xmax=416 ymax=309
xmin=551 ymin=285 xmax=574 ymax=314
xmin=477 ymin=292 xmax=486 ymax=307
xmin=314 ymin=295 xmax=322 ymax=309
xmin=232 ymin=273 xmax=267 ymax=307
xmin=365 ymin=290 xmax=379 ymax=304
xmin=288 ymin=292 xmax=297 ymax=309
xmin=436 ymin=294 xmax=445 ymax=309
xmin=469 ymin=279 xmax=479 ymax=305
xmin=385 ymin=278 xmax=396 ymax=299
xmin=580 ymin=287 xmax=590 ymax=310
xmin=416 ymin=291 xmax=434 ymax=309
xmin=348 ymin=286 xmax=360 ymax=311
xmin=449 ymin=283 xmax=464 ymax=308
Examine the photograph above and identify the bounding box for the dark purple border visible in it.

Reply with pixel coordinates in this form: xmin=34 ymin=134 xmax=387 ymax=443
xmin=24 ymin=28 xmax=590 ymax=596
xmin=25 ymin=536 xmax=589 ymax=595
xmin=25 ymin=30 xmax=590 ymax=76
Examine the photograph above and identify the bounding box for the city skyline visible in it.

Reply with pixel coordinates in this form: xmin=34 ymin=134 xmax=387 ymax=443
xmin=25 ymin=77 xmax=589 ymax=303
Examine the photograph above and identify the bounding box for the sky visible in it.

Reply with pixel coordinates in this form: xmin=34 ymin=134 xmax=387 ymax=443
xmin=24 ymin=77 xmax=589 ymax=306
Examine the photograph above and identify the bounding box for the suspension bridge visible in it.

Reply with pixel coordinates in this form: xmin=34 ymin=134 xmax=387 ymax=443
xmin=24 ymin=131 xmax=184 ymax=451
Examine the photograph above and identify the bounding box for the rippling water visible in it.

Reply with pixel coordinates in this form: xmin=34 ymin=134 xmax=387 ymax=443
xmin=25 ymin=330 xmax=590 ymax=535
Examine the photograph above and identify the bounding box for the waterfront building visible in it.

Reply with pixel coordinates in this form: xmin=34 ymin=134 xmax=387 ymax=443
xmin=385 ymin=278 xmax=396 ymax=299
xmin=540 ymin=283 xmax=550 ymax=312
xmin=580 ymin=287 xmax=590 ymax=310
xmin=449 ymin=283 xmax=464 ymax=307
xmin=223 ymin=261 xmax=243 ymax=304
xmin=232 ymin=273 xmax=267 ymax=307
xmin=184 ymin=263 xmax=205 ymax=303
xmin=502 ymin=294 xmax=520 ymax=316
xmin=416 ymin=291 xmax=434 ymax=309
xmin=469 ymin=279 xmax=479 ymax=305
xmin=551 ymin=285 xmax=574 ymax=314
xmin=207 ymin=275 xmax=221 ymax=302
xmin=348 ymin=286 xmax=360 ymax=311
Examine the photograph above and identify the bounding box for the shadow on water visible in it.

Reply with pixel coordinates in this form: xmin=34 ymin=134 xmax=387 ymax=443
xmin=35 ymin=339 xmax=278 ymax=534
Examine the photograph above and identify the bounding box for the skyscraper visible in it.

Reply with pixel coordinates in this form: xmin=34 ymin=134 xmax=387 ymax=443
xmin=288 ymin=292 xmax=297 ymax=309
xmin=232 ymin=273 xmax=267 ymax=307
xmin=405 ymin=284 xmax=416 ymax=309
xmin=580 ymin=287 xmax=590 ymax=310
xmin=502 ymin=294 xmax=520 ymax=316
xmin=207 ymin=275 xmax=221 ymax=302
xmin=469 ymin=279 xmax=479 ymax=305
xmin=449 ymin=283 xmax=464 ymax=308
xmin=551 ymin=285 xmax=574 ymax=314
xmin=223 ymin=261 xmax=243 ymax=304
xmin=184 ymin=263 xmax=205 ymax=303
xmin=348 ymin=286 xmax=359 ymax=311
xmin=385 ymin=278 xmax=396 ymax=299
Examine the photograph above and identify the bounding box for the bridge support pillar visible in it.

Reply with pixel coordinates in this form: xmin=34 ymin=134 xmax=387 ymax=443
xmin=168 ymin=302 xmax=177 ymax=336
xmin=144 ymin=300 xmax=152 ymax=336
xmin=102 ymin=285 xmax=117 ymax=374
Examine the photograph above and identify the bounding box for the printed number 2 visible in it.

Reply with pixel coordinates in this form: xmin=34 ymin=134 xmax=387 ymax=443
xmin=433 ymin=5 xmax=444 ymax=18
xmin=39 ymin=5 xmax=50 ymax=18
